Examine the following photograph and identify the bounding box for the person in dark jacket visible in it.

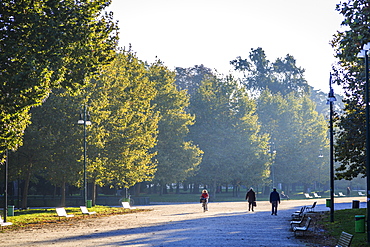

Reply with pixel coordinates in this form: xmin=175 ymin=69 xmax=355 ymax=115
xmin=245 ymin=187 xmax=256 ymax=211
xmin=269 ymin=187 xmax=280 ymax=215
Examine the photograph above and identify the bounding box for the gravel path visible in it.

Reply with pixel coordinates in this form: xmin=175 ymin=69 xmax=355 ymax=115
xmin=0 ymin=197 xmax=365 ymax=247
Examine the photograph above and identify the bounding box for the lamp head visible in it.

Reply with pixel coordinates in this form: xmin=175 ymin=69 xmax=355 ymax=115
xmin=357 ymin=42 xmax=370 ymax=58
xmin=327 ymin=88 xmax=337 ymax=104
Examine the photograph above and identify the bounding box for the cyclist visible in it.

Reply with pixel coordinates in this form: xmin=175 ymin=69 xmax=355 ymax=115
xmin=200 ymin=189 xmax=209 ymax=211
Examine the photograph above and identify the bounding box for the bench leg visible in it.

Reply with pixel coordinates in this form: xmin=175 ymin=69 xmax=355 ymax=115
xmin=294 ymin=231 xmax=306 ymax=237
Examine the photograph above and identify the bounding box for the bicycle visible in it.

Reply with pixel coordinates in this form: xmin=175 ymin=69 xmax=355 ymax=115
xmin=200 ymin=198 xmax=208 ymax=212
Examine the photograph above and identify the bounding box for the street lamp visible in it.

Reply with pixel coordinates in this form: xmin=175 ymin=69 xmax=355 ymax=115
xmin=327 ymin=73 xmax=336 ymax=223
xmin=358 ymin=42 xmax=370 ymax=243
xmin=78 ymin=105 xmax=91 ymax=206
xmin=3 ymin=150 xmax=8 ymax=223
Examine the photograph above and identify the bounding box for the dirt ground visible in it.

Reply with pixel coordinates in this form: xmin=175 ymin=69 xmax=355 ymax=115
xmin=0 ymin=197 xmax=364 ymax=247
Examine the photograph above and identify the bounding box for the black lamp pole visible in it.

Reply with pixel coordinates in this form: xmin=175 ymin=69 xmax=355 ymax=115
xmin=83 ymin=106 xmax=87 ymax=206
xmin=328 ymin=73 xmax=336 ymax=223
xmin=78 ymin=105 xmax=91 ymax=206
xmin=358 ymin=44 xmax=370 ymax=243
xmin=3 ymin=150 xmax=8 ymax=222
xmin=364 ymin=49 xmax=370 ymax=243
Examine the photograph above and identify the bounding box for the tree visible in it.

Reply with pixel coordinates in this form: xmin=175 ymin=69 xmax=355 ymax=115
xmin=332 ymin=0 xmax=370 ymax=63
xmin=149 ymin=61 xmax=203 ymax=193
xmin=256 ymin=91 xmax=329 ymax=190
xmin=21 ymin=90 xmax=82 ymax=206
xmin=189 ymin=74 xmax=269 ymax=197
xmin=230 ymin=48 xmax=309 ymax=96
xmin=175 ymin=65 xmax=214 ymax=96
xmin=331 ymin=0 xmax=370 ymax=179
xmin=0 ymin=0 xmax=118 ymax=157
xmin=95 ymin=51 xmax=159 ymax=189
xmin=8 ymin=114 xmax=48 ymax=208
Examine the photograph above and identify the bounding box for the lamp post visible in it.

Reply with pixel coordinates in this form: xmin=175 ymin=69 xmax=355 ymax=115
xmin=327 ymin=73 xmax=336 ymax=223
xmin=358 ymin=42 xmax=370 ymax=243
xmin=3 ymin=150 xmax=8 ymax=222
xmin=78 ymin=105 xmax=91 ymax=206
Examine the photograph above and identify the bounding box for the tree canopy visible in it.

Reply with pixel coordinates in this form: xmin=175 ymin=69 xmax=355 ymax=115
xmin=230 ymin=48 xmax=310 ymax=96
xmin=186 ymin=73 xmax=269 ymax=195
xmin=0 ymin=0 xmax=118 ymax=156
xmin=331 ymin=0 xmax=370 ymax=179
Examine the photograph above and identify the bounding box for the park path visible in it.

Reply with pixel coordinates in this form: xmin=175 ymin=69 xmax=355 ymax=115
xmin=0 ymin=197 xmax=365 ymax=247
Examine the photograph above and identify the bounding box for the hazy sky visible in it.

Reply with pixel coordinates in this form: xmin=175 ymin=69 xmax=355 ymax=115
xmin=107 ymin=0 xmax=344 ymax=93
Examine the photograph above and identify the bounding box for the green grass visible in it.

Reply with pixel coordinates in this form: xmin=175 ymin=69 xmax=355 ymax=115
xmin=317 ymin=208 xmax=369 ymax=247
xmin=148 ymin=192 xmax=258 ymax=202
xmin=146 ymin=190 xmax=309 ymax=202
xmin=1 ymin=206 xmax=148 ymax=232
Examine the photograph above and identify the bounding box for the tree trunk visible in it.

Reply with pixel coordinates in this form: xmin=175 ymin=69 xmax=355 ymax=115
xmin=153 ymin=184 xmax=157 ymax=194
xmin=134 ymin=183 xmax=141 ymax=197
xmin=61 ymin=181 xmax=66 ymax=207
xmin=183 ymin=183 xmax=188 ymax=192
xmin=193 ymin=183 xmax=199 ymax=194
xmin=212 ymin=181 xmax=216 ymax=199
xmin=236 ymin=184 xmax=240 ymax=197
xmin=176 ymin=182 xmax=180 ymax=194
xmin=163 ymin=183 xmax=168 ymax=194
xmin=21 ymin=167 xmax=32 ymax=209
xmin=159 ymin=183 xmax=163 ymax=196
xmin=91 ymin=181 xmax=97 ymax=206
xmin=148 ymin=184 xmax=152 ymax=194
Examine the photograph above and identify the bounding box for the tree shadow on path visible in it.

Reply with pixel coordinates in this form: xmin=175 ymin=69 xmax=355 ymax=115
xmin=32 ymin=205 xmax=306 ymax=247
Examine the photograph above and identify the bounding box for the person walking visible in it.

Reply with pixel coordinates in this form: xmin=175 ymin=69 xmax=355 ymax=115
xmin=269 ymin=187 xmax=280 ymax=215
xmin=245 ymin=187 xmax=256 ymax=211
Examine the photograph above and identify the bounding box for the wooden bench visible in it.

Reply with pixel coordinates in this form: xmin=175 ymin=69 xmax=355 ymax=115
xmin=293 ymin=217 xmax=311 ymax=236
xmin=0 ymin=215 xmax=12 ymax=230
xmin=336 ymin=231 xmax=353 ymax=247
xmin=56 ymin=207 xmax=74 ymax=220
xmin=121 ymin=201 xmax=136 ymax=209
xmin=80 ymin=206 xmax=96 ymax=216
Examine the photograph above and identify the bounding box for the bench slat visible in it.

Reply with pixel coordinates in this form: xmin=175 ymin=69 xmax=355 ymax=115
xmin=336 ymin=231 xmax=353 ymax=247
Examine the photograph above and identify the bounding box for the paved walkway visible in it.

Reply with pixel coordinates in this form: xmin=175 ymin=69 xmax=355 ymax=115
xmin=0 ymin=197 xmax=365 ymax=247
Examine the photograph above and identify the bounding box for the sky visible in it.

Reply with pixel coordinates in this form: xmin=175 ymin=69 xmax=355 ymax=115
xmin=106 ymin=0 xmax=344 ymax=93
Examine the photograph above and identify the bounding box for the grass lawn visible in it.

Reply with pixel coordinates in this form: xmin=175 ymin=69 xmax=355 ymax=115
xmin=317 ymin=208 xmax=370 ymax=247
xmin=0 ymin=206 xmax=148 ymax=232
xmin=146 ymin=190 xmax=309 ymax=202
